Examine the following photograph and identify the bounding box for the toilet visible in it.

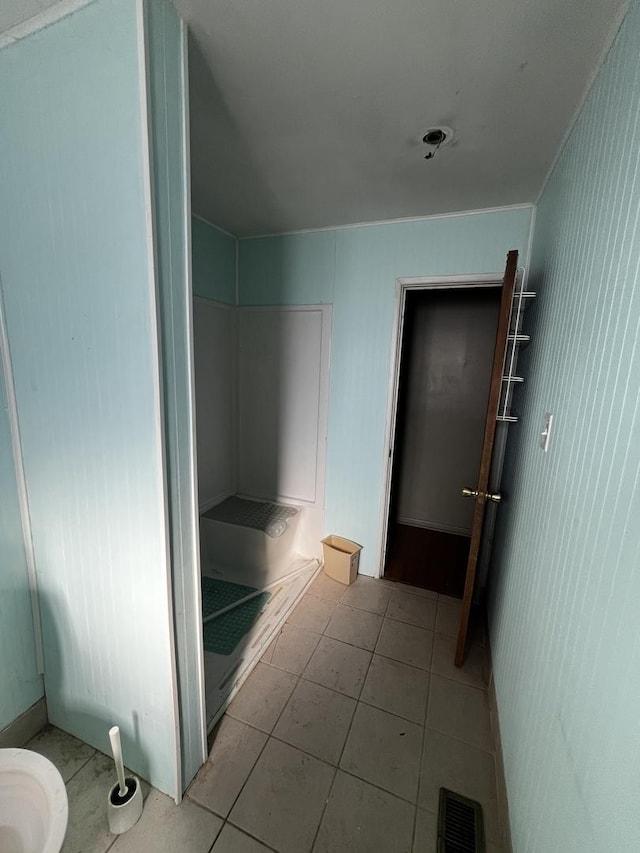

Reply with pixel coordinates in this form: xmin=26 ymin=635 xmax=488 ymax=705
xmin=0 ymin=748 xmax=68 ymax=853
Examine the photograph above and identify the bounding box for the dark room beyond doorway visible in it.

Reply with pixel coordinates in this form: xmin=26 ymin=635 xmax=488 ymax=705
xmin=384 ymin=286 xmax=501 ymax=596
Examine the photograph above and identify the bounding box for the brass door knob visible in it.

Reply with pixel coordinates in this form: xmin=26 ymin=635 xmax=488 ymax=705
xmin=462 ymin=488 xmax=502 ymax=503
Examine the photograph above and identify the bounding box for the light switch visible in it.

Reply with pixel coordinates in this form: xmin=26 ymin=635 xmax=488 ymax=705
xmin=540 ymin=412 xmax=553 ymax=452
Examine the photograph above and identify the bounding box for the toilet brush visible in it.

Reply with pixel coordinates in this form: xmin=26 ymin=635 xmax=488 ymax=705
xmin=106 ymin=726 xmax=143 ymax=835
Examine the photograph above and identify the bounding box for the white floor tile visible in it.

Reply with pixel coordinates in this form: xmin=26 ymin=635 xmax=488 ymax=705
xmin=427 ymin=675 xmax=492 ymax=752
xmin=340 ymin=703 xmax=422 ymax=802
xmin=340 ymin=577 xmax=392 ymax=615
xmin=375 ymin=619 xmax=434 ymax=671
xmin=287 ymin=594 xmax=337 ymax=633
xmin=386 ymin=590 xmax=437 ymax=630
xmin=324 ymin=604 xmax=383 ymax=651
xmin=273 ymin=679 xmax=356 ymax=764
xmin=435 ymin=597 xmax=462 ymax=638
xmin=262 ymin=623 xmax=322 ymax=675
xmin=187 ymin=717 xmax=267 ymax=818
xmin=303 ymin=636 xmax=372 ymax=699
xmin=28 ymin=725 xmax=94 ymax=783
xmin=212 ymin=824 xmax=275 ymax=852
xmin=109 ymin=789 xmax=222 ymax=853
xmin=360 ymin=655 xmax=430 ymax=724
xmin=227 ymin=662 xmax=297 ymax=733
xmin=419 ymin=729 xmax=501 ymax=843
xmin=314 ymin=771 xmax=414 ymax=853
xmin=431 ymin=633 xmax=486 ymax=689
xmin=230 ymin=739 xmax=334 ymax=853
xmin=62 ymin=752 xmax=122 ymax=853
xmin=413 ymin=808 xmax=438 ymax=853
xmin=308 ymin=573 xmax=347 ymax=602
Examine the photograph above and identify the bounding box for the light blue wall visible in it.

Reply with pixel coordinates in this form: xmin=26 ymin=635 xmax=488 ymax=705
xmin=148 ymin=0 xmax=205 ymax=792
xmin=239 ymin=207 xmax=533 ymax=573
xmin=489 ymin=3 xmax=640 ymax=850
xmin=0 ymin=366 xmax=43 ymax=731
xmin=240 ymin=231 xmax=336 ymax=305
xmin=192 ymin=215 xmax=236 ymax=304
xmin=0 ymin=0 xmax=178 ymax=796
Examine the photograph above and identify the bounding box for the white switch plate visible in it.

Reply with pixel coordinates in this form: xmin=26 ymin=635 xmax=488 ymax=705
xmin=540 ymin=412 xmax=553 ymax=452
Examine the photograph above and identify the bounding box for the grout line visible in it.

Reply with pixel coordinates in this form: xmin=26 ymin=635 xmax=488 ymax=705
xmin=416 ymin=666 xmax=434 ymax=820
xmin=339 ymin=692 xmax=425 ymax=728
xmin=104 ymin=835 xmax=119 ymax=853
xmin=224 ymin=822 xmax=280 ymax=851
xmin=325 ymin=761 xmax=420 ymax=809
xmin=309 ymin=640 xmax=379 ymax=851
xmin=266 ymin=639 xmax=492 ymax=741
xmin=422 ymin=722 xmax=496 ymax=757
xmin=309 ymin=764 xmax=339 ymax=851
xmin=62 ymin=749 xmax=96 ymax=785
xmin=221 ymin=668 xmax=303 ymax=821
xmin=368 ymin=645 xmax=431 ymax=674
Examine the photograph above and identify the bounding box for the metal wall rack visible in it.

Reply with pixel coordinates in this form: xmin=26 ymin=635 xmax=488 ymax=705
xmin=497 ymin=268 xmax=535 ymax=422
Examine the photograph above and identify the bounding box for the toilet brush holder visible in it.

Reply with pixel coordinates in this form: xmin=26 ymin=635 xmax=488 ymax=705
xmin=107 ymin=726 xmax=143 ymax=835
xmin=107 ymin=774 xmax=143 ymax=834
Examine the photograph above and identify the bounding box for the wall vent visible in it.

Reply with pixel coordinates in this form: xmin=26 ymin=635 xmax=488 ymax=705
xmin=437 ymin=788 xmax=486 ymax=852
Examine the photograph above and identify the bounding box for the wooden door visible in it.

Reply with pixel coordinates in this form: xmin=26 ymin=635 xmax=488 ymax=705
xmin=455 ymin=250 xmax=518 ymax=666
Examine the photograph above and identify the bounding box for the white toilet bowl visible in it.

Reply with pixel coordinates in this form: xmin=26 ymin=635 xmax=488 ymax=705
xmin=0 ymin=748 xmax=68 ymax=853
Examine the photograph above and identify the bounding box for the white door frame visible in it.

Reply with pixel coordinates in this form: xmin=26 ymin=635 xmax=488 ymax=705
xmin=375 ymin=273 xmax=504 ymax=579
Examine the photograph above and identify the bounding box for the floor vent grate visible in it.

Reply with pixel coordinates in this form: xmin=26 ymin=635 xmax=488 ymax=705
xmin=437 ymin=788 xmax=486 ymax=853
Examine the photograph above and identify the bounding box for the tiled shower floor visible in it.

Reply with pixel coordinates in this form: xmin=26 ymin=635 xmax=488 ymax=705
xmin=30 ymin=574 xmax=507 ymax=853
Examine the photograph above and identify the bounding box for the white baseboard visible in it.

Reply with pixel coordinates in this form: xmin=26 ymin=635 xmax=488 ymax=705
xmin=0 ymin=698 xmax=48 ymax=748
xmin=486 ymin=639 xmax=513 ymax=853
xmin=397 ymin=516 xmax=471 ymax=537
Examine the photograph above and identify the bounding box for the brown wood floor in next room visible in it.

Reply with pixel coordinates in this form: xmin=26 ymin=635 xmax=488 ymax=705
xmin=384 ymin=523 xmax=470 ymax=599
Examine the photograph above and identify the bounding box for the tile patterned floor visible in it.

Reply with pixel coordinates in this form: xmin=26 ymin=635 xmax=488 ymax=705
xmin=29 ymin=575 xmax=507 ymax=853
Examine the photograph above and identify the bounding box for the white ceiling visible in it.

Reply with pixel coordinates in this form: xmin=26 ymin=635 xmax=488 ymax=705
xmin=1 ymin=0 xmax=628 ymax=236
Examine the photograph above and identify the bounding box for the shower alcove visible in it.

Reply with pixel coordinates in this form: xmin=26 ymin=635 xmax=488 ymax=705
xmin=193 ymin=295 xmax=331 ymax=728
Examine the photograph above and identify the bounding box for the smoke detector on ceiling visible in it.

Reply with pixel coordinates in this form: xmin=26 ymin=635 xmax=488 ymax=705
xmin=422 ymin=126 xmax=454 ymax=160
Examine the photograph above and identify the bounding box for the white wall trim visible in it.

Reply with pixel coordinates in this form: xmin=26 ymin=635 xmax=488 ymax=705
xmin=135 ymin=0 xmax=182 ymax=803
xmin=194 ymin=294 xmax=237 ymax=311
xmin=191 ymin=211 xmax=236 ymax=240
xmin=534 ymin=1 xmax=630 ymax=205
xmin=180 ymin=16 xmax=208 ymax=781
xmin=240 ymin=203 xmax=535 ymax=241
xmin=524 ymin=205 xmax=537 ymax=286
xmin=397 ymin=517 xmax=472 ymax=538
xmin=0 ymin=278 xmax=44 ymax=674
xmin=376 ymin=274 xmax=502 ymax=579
xmin=0 ymin=0 xmax=93 ymax=48
xmin=397 ymin=273 xmax=504 ymax=289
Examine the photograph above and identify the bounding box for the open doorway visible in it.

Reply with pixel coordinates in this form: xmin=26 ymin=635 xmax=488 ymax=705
xmin=382 ymin=281 xmax=502 ymax=597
